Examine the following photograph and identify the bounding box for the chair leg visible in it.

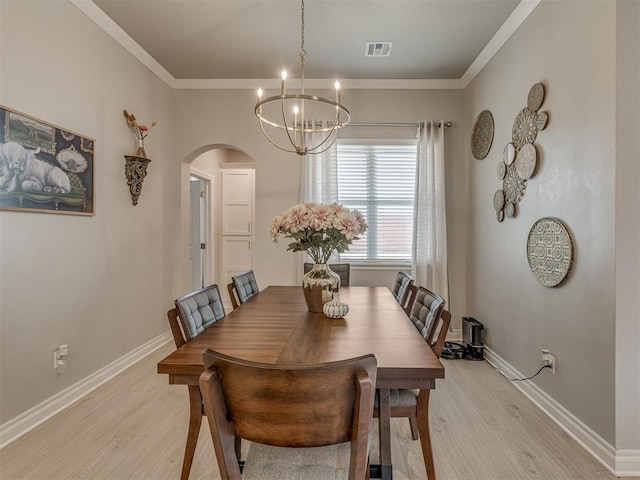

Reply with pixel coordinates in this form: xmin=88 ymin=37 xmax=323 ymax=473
xmin=181 ymin=385 xmax=203 ymax=480
xmin=409 ymin=415 xmax=420 ymax=440
xmin=416 ymin=390 xmax=436 ymax=480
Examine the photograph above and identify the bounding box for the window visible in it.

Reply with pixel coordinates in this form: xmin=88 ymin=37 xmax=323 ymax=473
xmin=337 ymin=139 xmax=417 ymax=264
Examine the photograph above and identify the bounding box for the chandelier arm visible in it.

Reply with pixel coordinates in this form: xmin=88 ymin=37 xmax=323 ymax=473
xmin=279 ymin=96 xmax=300 ymax=149
xmin=258 ymin=118 xmax=298 ymax=154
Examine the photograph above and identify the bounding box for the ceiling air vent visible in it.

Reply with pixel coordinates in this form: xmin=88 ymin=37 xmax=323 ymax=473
xmin=365 ymin=42 xmax=393 ymax=57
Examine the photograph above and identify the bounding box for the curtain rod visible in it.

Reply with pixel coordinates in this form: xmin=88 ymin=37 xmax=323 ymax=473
xmin=346 ymin=121 xmax=453 ymax=128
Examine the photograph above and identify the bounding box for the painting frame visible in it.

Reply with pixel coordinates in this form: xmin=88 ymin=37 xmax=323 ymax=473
xmin=0 ymin=105 xmax=95 ymax=216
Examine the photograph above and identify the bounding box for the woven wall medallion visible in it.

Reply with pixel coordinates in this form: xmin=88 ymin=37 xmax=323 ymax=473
xmin=515 ymin=143 xmax=537 ymax=180
xmin=512 ymin=107 xmax=538 ymax=150
xmin=527 ymin=217 xmax=573 ymax=287
xmin=471 ymin=110 xmax=494 ymax=159
xmin=527 ymin=83 xmax=545 ymax=111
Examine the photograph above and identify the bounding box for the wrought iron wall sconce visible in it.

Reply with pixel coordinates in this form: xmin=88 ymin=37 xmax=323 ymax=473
xmin=123 ymin=110 xmax=156 ymax=206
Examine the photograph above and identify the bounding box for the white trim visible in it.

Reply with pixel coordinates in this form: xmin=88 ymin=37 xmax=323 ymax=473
xmin=70 ymin=0 xmax=538 ymax=91
xmin=459 ymin=0 xmax=543 ymax=87
xmin=0 ymin=332 xmax=172 ymax=449
xmin=484 ymin=346 xmax=640 ymax=477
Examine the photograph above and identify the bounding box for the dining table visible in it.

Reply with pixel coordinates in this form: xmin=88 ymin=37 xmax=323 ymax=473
xmin=157 ymin=285 xmax=445 ymax=479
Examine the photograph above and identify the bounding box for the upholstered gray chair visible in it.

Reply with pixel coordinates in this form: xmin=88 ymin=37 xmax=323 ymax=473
xmin=200 ymin=349 xmax=377 ymax=480
xmin=407 ymin=286 xmax=446 ymax=345
xmin=392 ymin=271 xmax=414 ymax=310
xmin=169 ymin=284 xmax=226 ymax=480
xmin=303 ymin=262 xmax=350 ymax=287
xmin=231 ymin=270 xmax=260 ymax=305
xmin=175 ymin=283 xmax=226 ymax=341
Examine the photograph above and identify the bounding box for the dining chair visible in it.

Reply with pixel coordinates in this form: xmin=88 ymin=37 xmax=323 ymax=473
xmin=199 ymin=349 xmax=377 ymax=480
xmin=391 ymin=271 xmax=414 ymax=310
xmin=407 ymin=286 xmax=446 ymax=345
xmin=231 ymin=270 xmax=260 ymax=305
xmin=403 ymin=284 xmax=418 ymax=316
xmin=304 ymin=262 xmax=351 ymax=286
xmin=168 ymin=284 xmax=226 ymax=480
xmin=374 ymin=308 xmax=451 ymax=480
xmin=227 ymin=282 xmax=239 ymax=310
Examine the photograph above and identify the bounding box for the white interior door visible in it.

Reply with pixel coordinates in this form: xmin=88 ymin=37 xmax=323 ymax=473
xmin=221 ymin=170 xmax=254 ymax=235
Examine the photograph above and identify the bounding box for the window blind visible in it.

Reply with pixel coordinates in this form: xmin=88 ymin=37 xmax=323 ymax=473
xmin=337 ymin=139 xmax=417 ymax=263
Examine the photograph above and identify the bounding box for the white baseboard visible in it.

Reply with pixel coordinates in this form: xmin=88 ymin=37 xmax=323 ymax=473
xmin=0 ymin=331 xmax=172 ymax=449
xmin=484 ymin=346 xmax=640 ymax=477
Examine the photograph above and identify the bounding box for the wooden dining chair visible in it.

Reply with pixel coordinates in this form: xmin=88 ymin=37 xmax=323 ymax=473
xmin=304 ymin=262 xmax=351 ymax=286
xmin=374 ymin=308 xmax=451 ymax=480
xmin=227 ymin=282 xmax=239 ymax=310
xmin=199 ymin=349 xmax=377 ymax=480
xmin=168 ymin=284 xmax=226 ymax=480
xmin=391 ymin=271 xmax=414 ymax=310
xmin=403 ymin=284 xmax=418 ymax=316
xmin=231 ymin=270 xmax=260 ymax=305
xmin=407 ymin=286 xmax=446 ymax=345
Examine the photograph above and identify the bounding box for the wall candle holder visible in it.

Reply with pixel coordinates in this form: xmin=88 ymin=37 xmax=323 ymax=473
xmin=124 ymin=155 xmax=150 ymax=206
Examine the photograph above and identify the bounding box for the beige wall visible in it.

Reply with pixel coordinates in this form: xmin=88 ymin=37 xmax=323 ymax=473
xmin=173 ymin=88 xmax=467 ymax=322
xmin=464 ymin=0 xmax=617 ymax=444
xmin=0 ymin=0 xmax=177 ymax=422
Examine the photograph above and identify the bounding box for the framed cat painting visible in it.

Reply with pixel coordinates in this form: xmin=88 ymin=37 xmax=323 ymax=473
xmin=0 ymin=105 xmax=94 ymax=216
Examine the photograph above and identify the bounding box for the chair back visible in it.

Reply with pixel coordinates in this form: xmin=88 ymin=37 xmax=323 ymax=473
xmin=431 ymin=309 xmax=452 ymax=358
xmin=199 ymin=350 xmax=377 ymax=480
xmin=167 ymin=308 xmax=187 ymax=348
xmin=174 ymin=284 xmax=226 ymax=341
xmin=231 ymin=270 xmax=259 ymax=304
xmin=392 ymin=271 xmax=414 ymax=309
xmin=304 ymin=262 xmax=350 ymax=286
xmin=226 ymin=282 xmax=239 ymax=310
xmin=408 ymin=286 xmax=445 ymax=345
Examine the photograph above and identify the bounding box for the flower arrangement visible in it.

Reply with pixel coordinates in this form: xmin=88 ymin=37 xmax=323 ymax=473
xmin=271 ymin=202 xmax=368 ymax=264
xmin=123 ymin=109 xmax=157 ymax=142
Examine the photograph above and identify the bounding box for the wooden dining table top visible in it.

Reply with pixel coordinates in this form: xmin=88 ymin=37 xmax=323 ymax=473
xmin=157 ymin=285 xmax=444 ymax=388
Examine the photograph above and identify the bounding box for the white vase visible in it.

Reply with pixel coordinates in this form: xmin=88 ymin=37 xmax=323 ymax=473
xmin=323 ymin=292 xmax=349 ymax=318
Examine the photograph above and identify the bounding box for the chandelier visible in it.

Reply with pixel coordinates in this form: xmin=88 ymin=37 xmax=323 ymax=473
xmin=254 ymin=0 xmax=350 ymax=155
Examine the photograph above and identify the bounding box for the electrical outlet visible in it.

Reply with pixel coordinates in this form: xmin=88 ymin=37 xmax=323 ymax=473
xmin=541 ymin=349 xmax=556 ymax=374
xmin=54 ymin=344 xmax=69 ymax=373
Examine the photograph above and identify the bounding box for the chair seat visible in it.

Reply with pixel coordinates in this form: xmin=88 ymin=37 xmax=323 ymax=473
xmin=375 ymin=389 xmax=419 ymax=409
xmin=242 ymin=442 xmax=350 ymax=480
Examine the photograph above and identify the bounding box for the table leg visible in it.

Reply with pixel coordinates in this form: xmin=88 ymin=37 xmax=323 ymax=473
xmin=377 ymin=388 xmax=393 ymax=480
xmin=417 ymin=390 xmax=436 ymax=480
xmin=181 ymin=385 xmax=203 ymax=480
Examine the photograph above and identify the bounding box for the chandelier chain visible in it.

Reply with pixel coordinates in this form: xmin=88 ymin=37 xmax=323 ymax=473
xmin=299 ymin=0 xmax=306 ymax=63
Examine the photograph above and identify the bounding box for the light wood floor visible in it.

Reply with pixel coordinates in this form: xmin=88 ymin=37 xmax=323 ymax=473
xmin=0 ymin=342 xmax=629 ymax=480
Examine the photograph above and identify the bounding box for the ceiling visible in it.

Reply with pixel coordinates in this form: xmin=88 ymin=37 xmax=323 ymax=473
xmin=81 ymin=0 xmax=537 ymax=89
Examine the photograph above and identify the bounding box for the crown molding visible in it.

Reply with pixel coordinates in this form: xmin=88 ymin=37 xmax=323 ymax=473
xmin=71 ymin=0 xmax=541 ymax=91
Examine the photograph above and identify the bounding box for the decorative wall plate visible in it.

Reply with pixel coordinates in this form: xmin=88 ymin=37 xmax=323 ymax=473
xmin=536 ymin=111 xmax=549 ymax=130
xmin=496 ymin=209 xmax=504 ymax=222
xmin=527 ymin=217 xmax=573 ymax=287
xmin=471 ymin=110 xmax=494 ymax=160
xmin=505 ymin=201 xmax=515 ymax=218
xmin=503 ymin=142 xmax=516 ymax=165
xmin=497 ymin=161 xmax=507 ymax=180
xmin=515 ymin=143 xmax=537 ymax=180
xmin=527 ymin=83 xmax=545 ymax=111
xmin=512 ymin=107 xmax=538 ymax=150
xmin=503 ymin=163 xmax=526 ymax=204
xmin=493 ymin=189 xmax=505 ymax=211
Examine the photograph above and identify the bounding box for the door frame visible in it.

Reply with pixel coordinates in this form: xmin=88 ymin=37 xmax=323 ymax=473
xmin=190 ymin=167 xmax=215 ymax=290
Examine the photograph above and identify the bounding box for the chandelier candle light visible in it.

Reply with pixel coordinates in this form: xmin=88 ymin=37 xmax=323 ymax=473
xmin=255 ymin=0 xmax=350 ymax=155
xmin=271 ymin=202 xmax=367 ymax=312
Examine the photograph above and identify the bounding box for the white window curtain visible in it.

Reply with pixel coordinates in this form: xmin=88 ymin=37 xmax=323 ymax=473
xmin=296 ymin=120 xmax=338 ymax=281
xmin=412 ymin=120 xmax=449 ymax=306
